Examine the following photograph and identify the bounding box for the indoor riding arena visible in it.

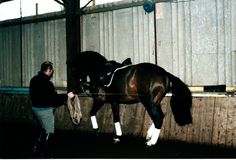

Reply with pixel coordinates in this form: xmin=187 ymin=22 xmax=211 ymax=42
xmin=0 ymin=0 xmax=236 ymax=159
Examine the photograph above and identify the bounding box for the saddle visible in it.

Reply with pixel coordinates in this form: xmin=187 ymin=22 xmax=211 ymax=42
xmin=99 ymin=58 xmax=132 ymax=87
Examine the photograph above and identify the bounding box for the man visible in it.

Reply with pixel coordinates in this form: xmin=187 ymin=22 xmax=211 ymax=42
xmin=29 ymin=61 xmax=74 ymax=157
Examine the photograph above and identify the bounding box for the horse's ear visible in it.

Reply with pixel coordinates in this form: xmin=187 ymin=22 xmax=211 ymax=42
xmin=122 ymin=58 xmax=132 ymax=65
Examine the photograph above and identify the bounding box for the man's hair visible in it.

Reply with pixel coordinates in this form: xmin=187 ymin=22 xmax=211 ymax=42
xmin=41 ymin=61 xmax=53 ymax=72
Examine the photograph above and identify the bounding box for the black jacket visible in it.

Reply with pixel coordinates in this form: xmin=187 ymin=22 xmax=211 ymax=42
xmin=29 ymin=71 xmax=67 ymax=108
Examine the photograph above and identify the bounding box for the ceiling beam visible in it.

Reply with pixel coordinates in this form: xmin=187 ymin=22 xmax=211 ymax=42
xmin=0 ymin=0 xmax=13 ymax=3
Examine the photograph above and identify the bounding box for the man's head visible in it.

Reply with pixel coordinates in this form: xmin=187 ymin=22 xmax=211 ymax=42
xmin=41 ymin=61 xmax=54 ymax=78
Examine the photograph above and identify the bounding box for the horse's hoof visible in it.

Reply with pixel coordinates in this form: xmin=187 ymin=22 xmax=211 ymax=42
xmin=113 ymin=138 xmax=120 ymax=144
xmin=145 ymin=141 xmax=155 ymax=147
xmin=145 ymin=144 xmax=152 ymax=148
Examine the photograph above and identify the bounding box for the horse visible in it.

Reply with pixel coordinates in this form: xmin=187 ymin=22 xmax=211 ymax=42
xmin=67 ymin=51 xmax=192 ymax=146
xmin=67 ymin=51 xmax=132 ymax=93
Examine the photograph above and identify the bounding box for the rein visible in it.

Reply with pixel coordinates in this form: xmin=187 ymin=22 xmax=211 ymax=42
xmin=104 ymin=64 xmax=132 ymax=87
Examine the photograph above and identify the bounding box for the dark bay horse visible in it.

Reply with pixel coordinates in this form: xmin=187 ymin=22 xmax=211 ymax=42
xmin=67 ymin=51 xmax=192 ymax=146
xmin=67 ymin=51 xmax=131 ymax=93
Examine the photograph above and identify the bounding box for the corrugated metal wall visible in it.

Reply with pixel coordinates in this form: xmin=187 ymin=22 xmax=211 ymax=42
xmin=0 ymin=0 xmax=235 ymax=87
xmin=155 ymin=0 xmax=236 ymax=86
xmin=81 ymin=5 xmax=155 ymax=64
xmin=21 ymin=19 xmax=67 ymax=87
xmin=81 ymin=0 xmax=236 ymax=86
xmin=0 ymin=16 xmax=67 ymax=87
xmin=0 ymin=25 xmax=21 ymax=87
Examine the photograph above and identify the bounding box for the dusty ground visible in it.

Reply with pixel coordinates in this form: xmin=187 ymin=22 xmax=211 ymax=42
xmin=1 ymin=122 xmax=236 ymax=159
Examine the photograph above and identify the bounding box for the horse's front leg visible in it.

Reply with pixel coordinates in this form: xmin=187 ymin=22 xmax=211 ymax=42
xmin=111 ymin=103 xmax=122 ymax=143
xmin=90 ymin=98 xmax=104 ymax=132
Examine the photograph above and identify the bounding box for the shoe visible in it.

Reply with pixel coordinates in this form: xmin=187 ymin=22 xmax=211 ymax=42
xmin=33 ymin=130 xmax=54 ymax=158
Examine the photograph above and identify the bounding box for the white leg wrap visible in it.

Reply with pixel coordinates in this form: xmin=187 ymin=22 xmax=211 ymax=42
xmin=146 ymin=128 xmax=160 ymax=146
xmin=146 ymin=123 xmax=155 ymax=140
xmin=115 ymin=122 xmax=122 ymax=136
xmin=91 ymin=116 xmax=98 ymax=129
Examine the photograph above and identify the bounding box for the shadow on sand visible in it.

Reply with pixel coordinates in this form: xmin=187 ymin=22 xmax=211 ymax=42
xmin=1 ymin=122 xmax=236 ymax=159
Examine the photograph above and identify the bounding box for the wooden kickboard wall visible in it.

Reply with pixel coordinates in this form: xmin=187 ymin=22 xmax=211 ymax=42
xmin=0 ymin=94 xmax=235 ymax=147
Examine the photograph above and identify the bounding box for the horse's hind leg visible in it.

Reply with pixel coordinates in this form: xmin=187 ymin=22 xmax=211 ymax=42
xmin=145 ymin=104 xmax=164 ymax=146
xmin=111 ymin=103 xmax=122 ymax=143
xmin=142 ymin=84 xmax=166 ymax=146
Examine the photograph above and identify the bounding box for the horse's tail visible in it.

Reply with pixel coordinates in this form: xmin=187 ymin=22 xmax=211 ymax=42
xmin=167 ymin=72 xmax=192 ymax=126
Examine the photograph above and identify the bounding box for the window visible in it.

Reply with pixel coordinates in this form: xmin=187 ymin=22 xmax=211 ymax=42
xmin=0 ymin=0 xmax=122 ymax=21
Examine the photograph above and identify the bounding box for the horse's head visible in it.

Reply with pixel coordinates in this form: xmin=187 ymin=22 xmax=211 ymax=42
xmin=67 ymin=51 xmax=109 ymax=93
